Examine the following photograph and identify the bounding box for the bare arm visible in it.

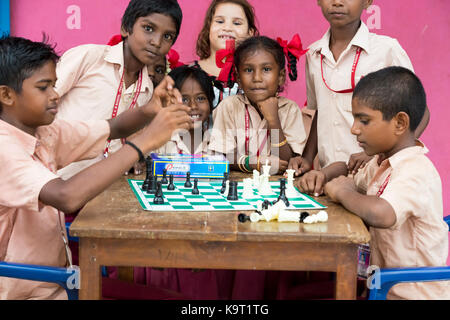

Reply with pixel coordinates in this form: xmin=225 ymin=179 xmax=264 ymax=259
xmin=324 ymin=176 xmax=397 ymax=228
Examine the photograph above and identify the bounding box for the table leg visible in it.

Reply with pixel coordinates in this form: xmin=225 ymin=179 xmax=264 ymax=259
xmin=79 ymin=238 xmax=102 ymax=300
xmin=335 ymin=244 xmax=358 ymax=300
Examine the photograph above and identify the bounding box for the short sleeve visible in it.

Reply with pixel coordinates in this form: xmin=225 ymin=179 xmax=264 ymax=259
xmin=279 ymin=100 xmax=307 ymax=155
xmin=305 ymin=54 xmax=317 ymax=110
xmin=55 ymin=45 xmax=102 ymax=98
xmin=208 ymin=100 xmax=237 ymax=154
xmin=0 ymin=142 xmax=58 ymax=211
xmin=379 ymin=165 xmax=425 ymax=230
xmin=39 ymin=119 xmax=110 ymax=169
xmin=388 ymin=39 xmax=414 ymax=72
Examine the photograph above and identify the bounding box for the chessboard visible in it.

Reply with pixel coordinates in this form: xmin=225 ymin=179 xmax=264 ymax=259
xmin=128 ymin=179 xmax=327 ymax=212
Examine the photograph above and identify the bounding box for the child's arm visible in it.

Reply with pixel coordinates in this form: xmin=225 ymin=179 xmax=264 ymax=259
xmin=288 ymin=112 xmax=318 ymax=176
xmin=295 ymin=161 xmax=347 ymax=196
xmin=257 ymin=97 xmax=294 ymax=161
xmin=324 ymin=176 xmax=397 ymax=228
xmin=39 ymin=78 xmax=191 ymax=213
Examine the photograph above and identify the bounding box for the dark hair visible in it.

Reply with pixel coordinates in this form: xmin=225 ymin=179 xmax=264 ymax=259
xmin=0 ymin=36 xmax=59 ymax=112
xmin=196 ymin=0 xmax=259 ymax=59
xmin=121 ymin=0 xmax=183 ymax=43
xmin=168 ymin=65 xmax=215 ymax=112
xmin=353 ymin=66 xmax=426 ymax=131
xmin=234 ymin=36 xmax=298 ymax=89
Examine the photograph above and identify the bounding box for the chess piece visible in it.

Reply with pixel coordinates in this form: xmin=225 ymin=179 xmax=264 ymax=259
xmin=252 ymin=170 xmax=260 ymax=189
xmin=238 ymin=213 xmax=250 ymax=223
xmin=220 ymin=172 xmax=228 ymax=193
xmin=277 ymin=178 xmax=290 ymax=207
xmin=167 ymin=174 xmax=175 ymax=191
xmin=285 ymin=169 xmax=298 ymax=197
xmin=192 ymin=178 xmax=199 ymax=194
xmin=227 ymin=181 xmax=239 ymax=201
xmin=242 ymin=178 xmax=255 ymax=199
xmin=142 ymin=156 xmax=153 ymax=191
xmin=184 ymin=171 xmax=192 ymax=188
xmin=262 ymin=199 xmax=272 ymax=210
xmin=146 ymin=175 xmax=157 ymax=194
xmin=153 ymin=182 xmax=164 ymax=204
xmin=161 ymin=169 xmax=168 ymax=184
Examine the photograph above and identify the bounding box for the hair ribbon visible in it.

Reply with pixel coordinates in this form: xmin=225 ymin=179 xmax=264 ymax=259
xmin=215 ymin=39 xmax=236 ymax=84
xmin=276 ymin=34 xmax=308 ymax=73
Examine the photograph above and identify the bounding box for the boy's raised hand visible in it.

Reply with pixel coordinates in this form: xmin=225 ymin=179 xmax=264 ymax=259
xmin=133 ymin=103 xmax=192 ymax=152
xmin=143 ymin=75 xmax=183 ymax=116
xmin=295 ymin=170 xmax=326 ymax=197
xmin=288 ymin=155 xmax=312 ymax=177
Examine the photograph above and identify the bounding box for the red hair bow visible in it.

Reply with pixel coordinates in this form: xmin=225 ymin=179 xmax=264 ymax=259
xmin=215 ymin=39 xmax=236 ymax=84
xmin=167 ymin=49 xmax=184 ymax=70
xmin=107 ymin=34 xmax=123 ymax=46
xmin=277 ymin=34 xmax=308 ymax=73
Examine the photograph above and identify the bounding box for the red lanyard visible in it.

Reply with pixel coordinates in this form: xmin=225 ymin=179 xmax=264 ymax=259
xmin=321 ymin=47 xmax=362 ymax=94
xmin=376 ymin=173 xmax=391 ymax=197
xmin=104 ymin=70 xmax=143 ymax=157
xmin=244 ymin=105 xmax=270 ymax=157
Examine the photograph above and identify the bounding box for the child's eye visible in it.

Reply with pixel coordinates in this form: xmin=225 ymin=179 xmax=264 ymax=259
xmin=164 ymin=34 xmax=174 ymax=42
xmin=360 ymin=119 xmax=370 ymax=125
xmin=244 ymin=68 xmax=253 ymax=73
xmin=196 ymin=96 xmax=207 ymax=103
xmin=37 ymin=86 xmax=47 ymax=91
xmin=144 ymin=25 xmax=153 ymax=32
xmin=263 ymin=67 xmax=272 ymax=72
xmin=155 ymin=66 xmax=165 ymax=75
xmin=214 ymin=19 xmax=224 ymax=24
xmin=182 ymin=97 xmax=190 ymax=105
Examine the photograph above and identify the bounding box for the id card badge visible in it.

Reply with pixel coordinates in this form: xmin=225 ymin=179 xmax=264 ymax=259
xmin=357 ymin=244 xmax=370 ymax=279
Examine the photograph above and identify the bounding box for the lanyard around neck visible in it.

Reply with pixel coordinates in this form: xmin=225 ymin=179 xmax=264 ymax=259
xmin=104 ymin=69 xmax=143 ymax=157
xmin=376 ymin=173 xmax=391 ymax=197
xmin=244 ymin=105 xmax=270 ymax=157
xmin=321 ymin=47 xmax=362 ymax=94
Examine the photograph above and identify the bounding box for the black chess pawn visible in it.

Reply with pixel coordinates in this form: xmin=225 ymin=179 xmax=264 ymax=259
xmin=184 ymin=171 xmax=192 ymax=188
xmin=153 ymin=182 xmax=164 ymax=204
xmin=277 ymin=178 xmax=290 ymax=207
xmin=161 ymin=169 xmax=168 ymax=184
xmin=192 ymin=178 xmax=199 ymax=195
xmin=262 ymin=199 xmax=272 ymax=210
xmin=141 ymin=157 xmax=153 ymax=191
xmin=146 ymin=175 xmax=157 ymax=194
xmin=220 ymin=172 xmax=228 ymax=194
xmin=238 ymin=213 xmax=250 ymax=223
xmin=167 ymin=174 xmax=175 ymax=191
xmin=227 ymin=181 xmax=238 ymax=201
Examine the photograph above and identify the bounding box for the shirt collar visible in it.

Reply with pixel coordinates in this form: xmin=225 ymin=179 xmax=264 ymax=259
xmin=104 ymin=41 xmax=153 ymax=93
xmin=171 ymin=131 xmax=208 ymax=155
xmin=0 ymin=119 xmax=37 ymax=156
xmin=310 ymin=21 xmax=371 ymax=57
xmin=380 ymin=140 xmax=429 ymax=169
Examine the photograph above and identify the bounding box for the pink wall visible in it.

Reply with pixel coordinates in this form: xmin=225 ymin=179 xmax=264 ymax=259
xmin=11 ymin=1 xmax=450 ymax=262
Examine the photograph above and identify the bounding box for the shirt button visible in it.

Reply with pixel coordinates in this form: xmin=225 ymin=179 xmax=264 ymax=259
xmin=334 ymin=121 xmax=339 ymax=126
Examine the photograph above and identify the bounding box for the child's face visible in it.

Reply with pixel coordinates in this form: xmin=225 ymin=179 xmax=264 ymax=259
xmin=209 ymin=2 xmax=254 ymax=53
xmin=237 ymin=49 xmax=284 ymax=106
xmin=179 ymin=77 xmax=210 ymax=130
xmin=12 ymin=61 xmax=59 ymax=134
xmin=148 ymin=55 xmax=166 ymax=87
xmin=351 ymin=98 xmax=399 ymax=157
xmin=317 ymin=0 xmax=372 ymax=28
xmin=122 ymin=13 xmax=177 ymax=66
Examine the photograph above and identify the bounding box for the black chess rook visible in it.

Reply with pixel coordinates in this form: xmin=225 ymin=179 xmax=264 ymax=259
xmin=227 ymin=181 xmax=238 ymax=201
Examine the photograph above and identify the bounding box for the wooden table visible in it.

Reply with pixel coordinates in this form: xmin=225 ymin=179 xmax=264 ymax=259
xmin=70 ymin=172 xmax=370 ymax=300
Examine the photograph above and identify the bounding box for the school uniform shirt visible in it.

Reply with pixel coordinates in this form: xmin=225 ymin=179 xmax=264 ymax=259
xmin=152 ymin=129 xmax=210 ymax=155
xmin=208 ymin=94 xmax=306 ymax=157
xmin=55 ymin=41 xmax=153 ymax=179
xmin=354 ymin=141 xmax=450 ymax=300
xmin=306 ymin=22 xmax=414 ymax=168
xmin=0 ymin=119 xmax=110 ymax=300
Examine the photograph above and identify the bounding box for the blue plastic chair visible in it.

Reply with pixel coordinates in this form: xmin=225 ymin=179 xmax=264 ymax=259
xmin=368 ymin=215 xmax=450 ymax=300
xmin=0 ymin=0 xmax=10 ymax=36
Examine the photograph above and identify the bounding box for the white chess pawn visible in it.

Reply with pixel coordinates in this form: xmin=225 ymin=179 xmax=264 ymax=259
xmin=252 ymin=170 xmax=260 ymax=189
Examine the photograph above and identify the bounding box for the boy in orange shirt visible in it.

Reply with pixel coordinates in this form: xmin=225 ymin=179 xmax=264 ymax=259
xmin=0 ymin=36 xmax=191 ymax=299
xmin=325 ymin=66 xmax=449 ymax=299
